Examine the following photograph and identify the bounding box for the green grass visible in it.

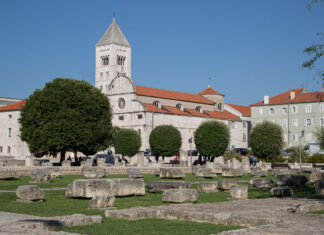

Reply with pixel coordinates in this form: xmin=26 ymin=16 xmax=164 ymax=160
xmin=60 ymin=217 xmax=243 ymax=235
xmin=312 ymin=211 xmax=324 ymax=214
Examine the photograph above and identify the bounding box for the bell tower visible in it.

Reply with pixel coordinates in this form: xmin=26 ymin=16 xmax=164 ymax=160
xmin=95 ymin=17 xmax=131 ymax=94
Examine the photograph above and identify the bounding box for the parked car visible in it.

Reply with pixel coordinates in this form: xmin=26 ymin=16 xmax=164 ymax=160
xmin=304 ymin=141 xmax=324 ymax=155
xmin=187 ymin=149 xmax=199 ymax=156
xmin=233 ymin=148 xmax=249 ymax=156
xmin=144 ymin=149 xmax=153 ymax=156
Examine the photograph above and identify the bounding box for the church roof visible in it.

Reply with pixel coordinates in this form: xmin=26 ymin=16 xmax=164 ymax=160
xmin=226 ymin=104 xmax=251 ymax=116
xmin=136 ymin=86 xmax=215 ymax=105
xmin=96 ymin=18 xmax=131 ymax=47
xmin=0 ymin=100 xmax=26 ymax=112
xmin=198 ymin=87 xmax=224 ymax=96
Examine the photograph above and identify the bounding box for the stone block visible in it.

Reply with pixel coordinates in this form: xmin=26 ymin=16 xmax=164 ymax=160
xmin=81 ymin=166 xmax=106 ymax=179
xmin=230 ymin=185 xmax=248 ymax=199
xmin=197 ymin=181 xmax=219 ymax=193
xmin=67 ymin=179 xmax=117 ymax=198
xmin=62 ymin=160 xmax=71 ymax=167
xmin=114 ymin=178 xmax=145 ymax=196
xmin=153 ymin=170 xmax=160 ymax=176
xmin=218 ymin=180 xmax=237 ymax=190
xmin=89 ymin=195 xmax=115 ymax=208
xmin=214 ymin=156 xmax=224 ymax=165
xmin=97 ymin=158 xmax=106 ymax=167
xmin=221 ymin=168 xmax=242 ymax=177
xmin=47 ymin=167 xmax=61 ymax=179
xmin=16 ymin=185 xmax=44 ymax=202
xmin=276 ymin=175 xmax=308 ymax=187
xmin=270 ymin=186 xmax=293 ymax=197
xmin=146 ymin=181 xmax=191 ymax=193
xmin=30 ymin=168 xmax=51 ymax=183
xmin=162 ymin=189 xmax=198 ymax=203
xmin=231 ymin=158 xmax=241 ymax=169
xmin=127 ymin=168 xmax=144 ymax=179
xmin=251 ymin=169 xmax=267 ymax=177
xmin=272 ymin=168 xmax=290 ymax=175
xmin=241 ymin=157 xmax=251 ymax=174
xmin=195 ymin=167 xmax=216 ymax=178
xmin=249 ymin=178 xmax=274 ymax=189
xmin=309 ymin=171 xmax=324 ymax=183
xmin=315 ymin=180 xmax=324 ymax=195
xmin=0 ymin=171 xmax=18 ymax=180
xmin=214 ymin=164 xmax=224 ymax=174
xmin=160 ymin=168 xmax=185 ymax=179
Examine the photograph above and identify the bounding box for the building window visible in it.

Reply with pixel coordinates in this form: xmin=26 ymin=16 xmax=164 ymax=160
xmin=305 ymin=118 xmax=312 ymax=126
xmin=319 ymin=117 xmax=324 ymax=126
xmin=137 ymin=114 xmax=143 ymax=119
xmin=8 ymin=114 xmax=12 ymax=119
xmin=101 ymin=55 xmax=109 ymax=65
xmin=218 ymin=103 xmax=222 ymax=111
xmin=153 ymin=101 xmax=160 ymax=108
xmin=282 ymin=107 xmax=287 ymax=114
xmin=243 ymin=133 xmax=247 ymax=142
xmin=320 ymin=103 xmax=324 ymax=112
xmin=118 ymin=116 xmax=124 ymax=121
xmin=176 ymin=103 xmax=183 ymax=110
xmin=8 ymin=128 xmax=12 ymax=138
xmin=293 ymin=134 xmax=298 ymax=142
xmin=195 ymin=106 xmax=202 ymax=113
xmin=305 ymin=105 xmax=311 ymax=113
xmin=292 ymin=119 xmax=298 ymax=127
xmin=291 ymin=106 xmax=298 ymax=113
xmin=0 ymin=146 xmax=2 ymax=153
xmin=243 ymin=120 xmax=247 ymax=128
xmin=258 ymin=108 xmax=263 ymax=115
xmin=118 ymin=98 xmax=125 ymax=109
xmin=282 ymin=119 xmax=287 ymax=128
xmin=117 ymin=55 xmax=126 ymax=66
xmin=138 ymin=129 xmax=141 ymax=136
xmin=269 ymin=108 xmax=275 ymax=115
xmin=7 ymin=146 xmax=11 ymax=154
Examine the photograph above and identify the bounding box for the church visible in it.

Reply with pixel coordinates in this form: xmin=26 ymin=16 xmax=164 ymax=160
xmin=95 ymin=18 xmax=251 ymax=155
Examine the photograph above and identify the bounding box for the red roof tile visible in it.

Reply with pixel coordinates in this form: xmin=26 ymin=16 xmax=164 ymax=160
xmin=0 ymin=100 xmax=26 ymax=111
xmin=250 ymin=88 xmax=324 ymax=106
xmin=162 ymin=106 xmax=190 ymax=116
xmin=204 ymin=110 xmax=241 ymax=121
xmin=143 ymin=104 xmax=170 ymax=114
xmin=184 ymin=108 xmax=209 ymax=117
xmin=136 ymin=85 xmax=215 ymax=105
xmin=227 ymin=104 xmax=251 ymax=116
xmin=198 ymin=87 xmax=224 ymax=96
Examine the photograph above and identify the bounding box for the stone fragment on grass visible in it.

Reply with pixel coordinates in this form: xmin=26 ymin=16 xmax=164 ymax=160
xmin=251 ymin=169 xmax=267 ymax=177
xmin=67 ymin=179 xmax=116 ymax=198
xmin=146 ymin=181 xmax=191 ymax=193
xmin=230 ymin=185 xmax=248 ymax=199
xmin=89 ymin=195 xmax=115 ymax=208
xmin=16 ymin=185 xmax=44 ymax=202
xmin=218 ymin=180 xmax=237 ymax=190
xmin=162 ymin=189 xmax=198 ymax=203
xmin=309 ymin=171 xmax=324 ymax=183
xmin=249 ymin=178 xmax=274 ymax=189
xmin=127 ymin=168 xmax=144 ymax=179
xmin=315 ymin=180 xmax=324 ymax=195
xmin=195 ymin=167 xmax=216 ymax=178
xmin=221 ymin=168 xmax=242 ymax=177
xmin=276 ymin=175 xmax=308 ymax=187
xmin=0 ymin=171 xmax=18 ymax=179
xmin=114 ymin=178 xmax=145 ymax=196
xmin=30 ymin=168 xmax=51 ymax=183
xmin=81 ymin=166 xmax=106 ymax=179
xmin=197 ymin=181 xmax=219 ymax=193
xmin=160 ymin=168 xmax=185 ymax=179
xmin=270 ymin=186 xmax=293 ymax=197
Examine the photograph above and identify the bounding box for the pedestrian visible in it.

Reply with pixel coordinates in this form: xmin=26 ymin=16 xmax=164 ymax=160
xmin=253 ymin=156 xmax=257 ymax=167
xmin=249 ymin=154 xmax=253 ymax=166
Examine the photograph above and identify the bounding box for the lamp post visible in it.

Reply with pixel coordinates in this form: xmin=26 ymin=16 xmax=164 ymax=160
xmin=189 ymin=137 xmax=193 ymax=174
xmin=299 ymin=130 xmax=305 ymax=168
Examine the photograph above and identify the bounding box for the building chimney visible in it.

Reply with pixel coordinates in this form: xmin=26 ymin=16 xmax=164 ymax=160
xmin=290 ymin=91 xmax=295 ymax=100
xmin=264 ymin=95 xmax=269 ymax=104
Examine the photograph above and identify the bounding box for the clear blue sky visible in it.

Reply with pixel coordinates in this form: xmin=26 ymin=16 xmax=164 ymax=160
xmin=0 ymin=0 xmax=323 ymax=105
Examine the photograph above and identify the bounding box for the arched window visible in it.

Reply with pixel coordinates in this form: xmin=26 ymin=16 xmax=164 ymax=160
xmin=118 ymin=98 xmax=125 ymax=109
xmin=319 ymin=117 xmax=324 ymax=126
xmin=218 ymin=103 xmax=222 ymax=111
xmin=153 ymin=101 xmax=160 ymax=108
xmin=176 ymin=103 xmax=183 ymax=110
xmin=101 ymin=55 xmax=109 ymax=65
xmin=195 ymin=106 xmax=202 ymax=113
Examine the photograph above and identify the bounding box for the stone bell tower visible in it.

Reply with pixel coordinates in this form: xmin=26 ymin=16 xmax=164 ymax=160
xmin=95 ymin=17 xmax=131 ymax=94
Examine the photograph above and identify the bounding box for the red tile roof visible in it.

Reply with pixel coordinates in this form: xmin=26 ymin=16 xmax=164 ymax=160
xmin=184 ymin=108 xmax=209 ymax=117
xmin=136 ymin=85 xmax=215 ymax=105
xmin=199 ymin=87 xmax=224 ymax=96
xmin=227 ymin=104 xmax=251 ymax=116
xmin=0 ymin=100 xmax=26 ymax=111
xmin=162 ymin=106 xmax=190 ymax=116
xmin=250 ymin=88 xmax=324 ymax=106
xmin=143 ymin=104 xmax=170 ymax=114
xmin=204 ymin=110 xmax=241 ymax=121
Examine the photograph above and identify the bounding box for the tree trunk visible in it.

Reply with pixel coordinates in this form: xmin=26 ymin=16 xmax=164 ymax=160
xmin=60 ymin=151 xmax=66 ymax=164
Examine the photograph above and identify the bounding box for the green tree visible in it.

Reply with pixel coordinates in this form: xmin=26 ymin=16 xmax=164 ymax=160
xmin=194 ymin=120 xmax=230 ymax=158
xmin=315 ymin=126 xmax=324 ymax=150
xmin=19 ymin=78 xmax=112 ymax=161
xmin=114 ymin=128 xmax=141 ymax=157
xmin=250 ymin=121 xmax=284 ymax=160
xmin=149 ymin=125 xmax=182 ymax=157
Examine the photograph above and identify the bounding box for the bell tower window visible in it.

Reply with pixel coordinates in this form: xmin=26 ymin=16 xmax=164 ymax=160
xmin=117 ymin=55 xmax=126 ymax=66
xmin=102 ymin=55 xmax=109 ymax=65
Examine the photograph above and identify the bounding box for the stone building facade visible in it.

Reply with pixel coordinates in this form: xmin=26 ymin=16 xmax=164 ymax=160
xmin=251 ymin=88 xmax=324 ymax=147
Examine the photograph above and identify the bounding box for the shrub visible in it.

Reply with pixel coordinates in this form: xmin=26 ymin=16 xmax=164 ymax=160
xmin=306 ymin=153 xmax=324 ymax=163
xmin=264 ymin=155 xmax=286 ymax=163
xmin=315 ymin=127 xmax=324 ymax=150
xmin=114 ymin=128 xmax=141 ymax=157
xmin=250 ymin=121 xmax=284 ymax=160
xmin=223 ymin=149 xmax=242 ymax=162
xmin=149 ymin=125 xmax=182 ymax=157
xmin=194 ymin=120 xmax=230 ymax=157
xmin=287 ymin=147 xmax=310 ymax=163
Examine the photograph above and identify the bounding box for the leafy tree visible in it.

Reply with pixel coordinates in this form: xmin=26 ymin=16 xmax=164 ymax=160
xmin=315 ymin=126 xmax=324 ymax=150
xmin=194 ymin=120 xmax=230 ymax=158
xmin=149 ymin=125 xmax=182 ymax=157
xmin=250 ymin=121 xmax=284 ymax=160
xmin=19 ymin=78 xmax=112 ymax=161
xmin=114 ymin=128 xmax=141 ymax=157
xmin=286 ymin=147 xmax=310 ymax=163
